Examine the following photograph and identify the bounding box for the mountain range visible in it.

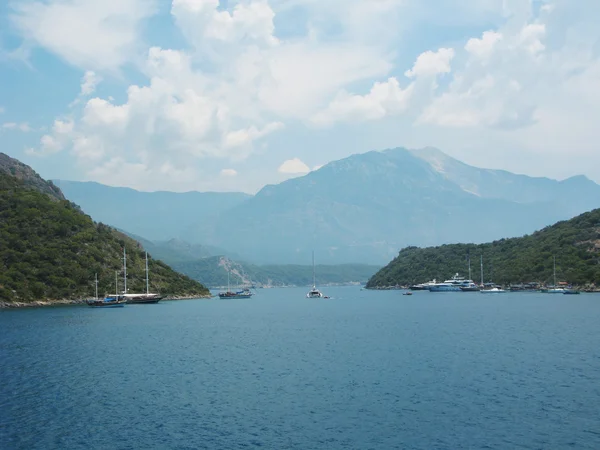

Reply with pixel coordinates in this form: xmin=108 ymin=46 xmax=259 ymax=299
xmin=56 ymin=147 xmax=600 ymax=265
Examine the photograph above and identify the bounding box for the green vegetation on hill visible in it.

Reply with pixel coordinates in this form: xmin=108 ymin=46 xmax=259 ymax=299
xmin=172 ymin=256 xmax=379 ymax=287
xmin=0 ymin=170 xmax=209 ymax=304
xmin=367 ymin=209 xmax=600 ymax=288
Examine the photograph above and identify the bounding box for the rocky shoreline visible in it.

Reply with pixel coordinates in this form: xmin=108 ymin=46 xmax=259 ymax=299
xmin=0 ymin=294 xmax=212 ymax=309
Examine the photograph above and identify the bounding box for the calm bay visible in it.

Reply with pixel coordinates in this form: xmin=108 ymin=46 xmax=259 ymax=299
xmin=2 ymin=287 xmax=600 ymax=449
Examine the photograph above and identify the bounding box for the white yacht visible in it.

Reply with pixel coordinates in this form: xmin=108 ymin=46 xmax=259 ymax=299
xmin=409 ymin=279 xmax=437 ymax=290
xmin=428 ymin=273 xmax=476 ymax=292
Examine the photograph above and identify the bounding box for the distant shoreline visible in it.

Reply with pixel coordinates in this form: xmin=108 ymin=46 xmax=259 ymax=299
xmin=0 ymin=294 xmax=212 ymax=309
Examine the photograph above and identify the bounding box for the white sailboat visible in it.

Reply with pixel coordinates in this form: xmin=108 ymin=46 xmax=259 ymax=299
xmin=123 ymin=250 xmax=163 ymax=303
xmin=543 ymin=256 xmax=566 ymax=293
xmin=307 ymin=251 xmax=325 ymax=298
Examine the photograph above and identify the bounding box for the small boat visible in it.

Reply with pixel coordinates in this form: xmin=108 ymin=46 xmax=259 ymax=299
xmin=87 ymin=296 xmax=126 ymax=307
xmin=219 ymin=289 xmax=253 ymax=299
xmin=87 ymin=273 xmax=126 ymax=307
xmin=563 ymin=289 xmax=580 ymax=295
xmin=124 ymin=251 xmax=163 ymax=304
xmin=403 ymin=291 xmax=413 ymax=296
xmin=219 ymin=269 xmax=253 ymax=299
xmin=460 ymin=255 xmax=480 ymax=291
xmin=460 ymin=283 xmax=480 ymax=292
xmin=542 ymin=256 xmax=567 ymax=293
xmin=480 ymin=287 xmax=507 ymax=293
xmin=409 ymin=280 xmax=436 ymax=290
xmin=306 ymin=251 xmax=325 ymax=298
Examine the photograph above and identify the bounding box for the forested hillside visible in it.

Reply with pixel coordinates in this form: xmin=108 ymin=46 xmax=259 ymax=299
xmin=367 ymin=209 xmax=600 ymax=288
xmin=0 ymin=157 xmax=209 ymax=304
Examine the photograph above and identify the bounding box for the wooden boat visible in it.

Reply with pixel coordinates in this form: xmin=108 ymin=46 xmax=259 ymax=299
xmin=219 ymin=268 xmax=254 ymax=299
xmin=86 ymin=273 xmax=126 ymax=307
xmin=122 ymin=250 xmax=163 ymax=304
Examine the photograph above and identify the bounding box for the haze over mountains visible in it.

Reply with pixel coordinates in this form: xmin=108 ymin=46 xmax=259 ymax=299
xmin=57 ymin=147 xmax=600 ymax=265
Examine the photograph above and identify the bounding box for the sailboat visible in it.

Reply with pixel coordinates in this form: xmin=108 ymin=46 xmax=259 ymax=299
xmin=307 ymin=251 xmax=325 ymax=298
xmin=87 ymin=272 xmax=126 ymax=307
xmin=123 ymin=250 xmax=163 ymax=304
xmin=459 ymin=253 xmax=480 ymax=291
xmin=542 ymin=256 xmax=566 ymax=293
xmin=218 ymin=267 xmax=253 ymax=299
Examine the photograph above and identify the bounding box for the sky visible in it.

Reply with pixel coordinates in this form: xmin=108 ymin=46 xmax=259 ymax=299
xmin=0 ymin=0 xmax=598 ymax=193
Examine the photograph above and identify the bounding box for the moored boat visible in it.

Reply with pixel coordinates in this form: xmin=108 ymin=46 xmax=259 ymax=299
xmin=306 ymin=251 xmax=326 ymax=298
xmin=460 ymin=282 xmax=480 ymax=292
xmin=429 ymin=273 xmax=475 ymax=292
xmin=480 ymin=287 xmax=507 ymax=293
xmin=219 ymin=289 xmax=253 ymax=299
xmin=219 ymin=269 xmax=254 ymax=299
xmin=87 ymin=296 xmax=126 ymax=307
xmin=542 ymin=256 xmax=567 ymax=294
xmin=409 ymin=279 xmax=437 ymax=290
xmin=86 ymin=273 xmax=126 ymax=307
xmin=124 ymin=251 xmax=163 ymax=304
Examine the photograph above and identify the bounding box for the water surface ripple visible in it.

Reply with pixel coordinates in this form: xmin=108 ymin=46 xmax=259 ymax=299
xmin=2 ymin=288 xmax=600 ymax=449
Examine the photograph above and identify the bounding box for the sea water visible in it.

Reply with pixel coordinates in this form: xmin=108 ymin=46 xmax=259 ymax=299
xmin=2 ymin=287 xmax=600 ymax=449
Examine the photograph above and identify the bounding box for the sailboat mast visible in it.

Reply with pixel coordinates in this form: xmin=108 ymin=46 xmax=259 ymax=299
xmin=468 ymin=254 xmax=472 ymax=280
xmin=95 ymin=273 xmax=98 ymax=300
xmin=123 ymin=247 xmax=127 ymax=294
xmin=115 ymin=271 xmax=118 ymax=297
xmin=145 ymin=251 xmax=149 ymax=295
xmin=480 ymin=254 xmax=484 ymax=286
xmin=312 ymin=250 xmax=316 ymax=288
xmin=553 ymin=255 xmax=556 ymax=287
xmin=227 ymin=267 xmax=230 ymax=293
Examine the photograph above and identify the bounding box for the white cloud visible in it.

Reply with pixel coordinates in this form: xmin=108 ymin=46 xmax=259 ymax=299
xmin=10 ymin=0 xmax=158 ymax=71
xmin=405 ymin=48 xmax=455 ymax=78
xmin=172 ymin=0 xmax=278 ymax=47
xmin=311 ymin=78 xmax=413 ymax=126
xmin=2 ymin=122 xmax=32 ymax=132
xmin=419 ymin=21 xmax=548 ymax=129
xmin=465 ymin=31 xmax=503 ymax=60
xmin=278 ymin=158 xmax=310 ymax=174
xmin=224 ymin=123 xmax=284 ymax=149
xmin=21 ymin=0 xmax=600 ymax=189
xmin=220 ymin=168 xmax=238 ymax=177
xmin=26 ymin=119 xmax=73 ymax=156
xmin=80 ymin=70 xmax=102 ymax=96
xmin=27 ymin=0 xmax=400 ymax=190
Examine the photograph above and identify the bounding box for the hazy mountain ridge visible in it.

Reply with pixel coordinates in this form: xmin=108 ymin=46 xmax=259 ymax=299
xmin=54 ymin=180 xmax=251 ymax=242
xmin=55 ymin=147 xmax=600 ymax=265
xmin=409 ymin=147 xmax=600 ymax=211
xmin=171 ymin=256 xmax=380 ymax=288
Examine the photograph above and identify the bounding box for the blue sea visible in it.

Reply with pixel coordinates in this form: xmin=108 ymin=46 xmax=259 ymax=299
xmin=2 ymin=287 xmax=600 ymax=449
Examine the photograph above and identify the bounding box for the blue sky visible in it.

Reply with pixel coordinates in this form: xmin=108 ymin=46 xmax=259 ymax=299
xmin=0 ymin=0 xmax=598 ymax=193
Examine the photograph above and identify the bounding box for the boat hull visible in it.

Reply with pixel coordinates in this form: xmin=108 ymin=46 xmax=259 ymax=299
xmin=125 ymin=295 xmax=163 ymax=304
xmin=219 ymin=292 xmax=253 ymax=299
xmin=86 ymin=299 xmax=126 ymax=308
xmin=459 ymin=286 xmax=481 ymax=292
xmin=429 ymin=285 xmax=461 ymax=292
